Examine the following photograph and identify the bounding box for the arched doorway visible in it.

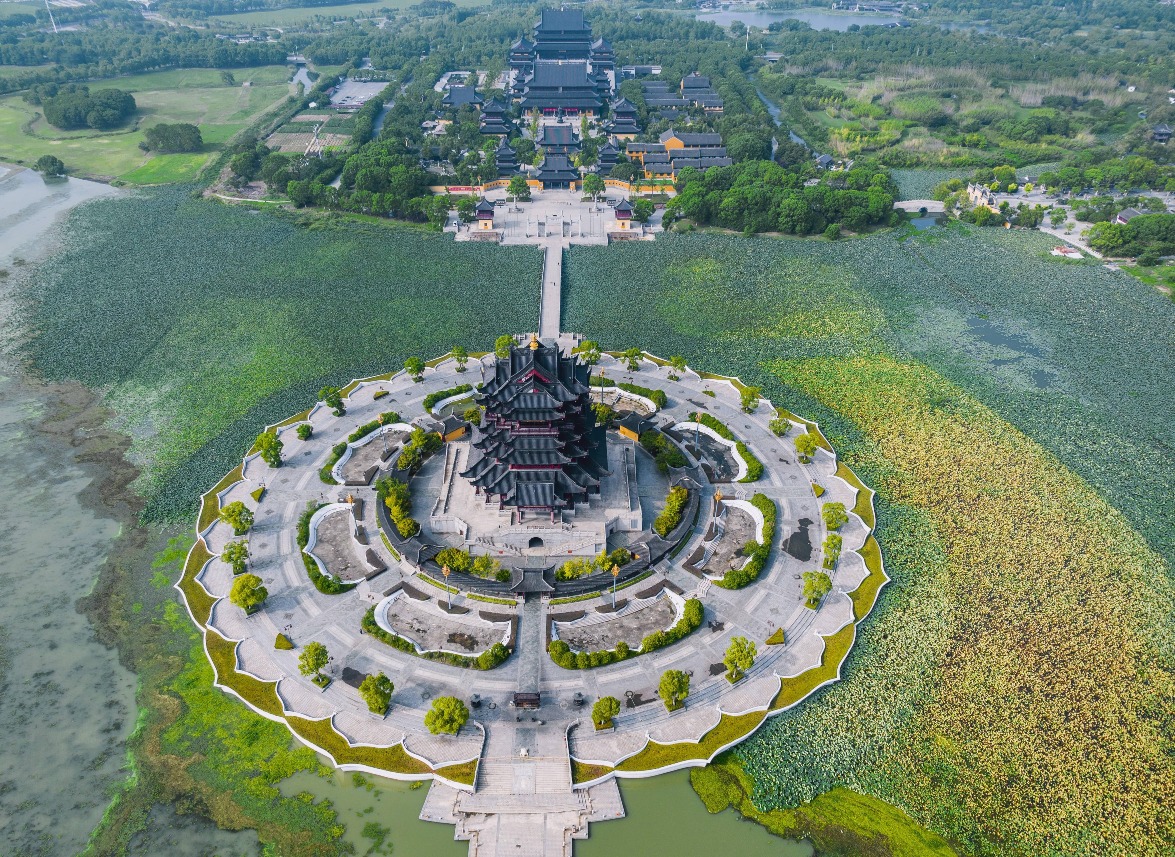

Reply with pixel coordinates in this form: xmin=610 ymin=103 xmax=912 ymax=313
xmin=528 ymin=536 xmax=544 ymax=549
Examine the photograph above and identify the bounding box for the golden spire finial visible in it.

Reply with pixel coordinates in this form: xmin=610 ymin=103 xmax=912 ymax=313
xmin=714 ymin=490 xmax=723 ymax=503
xmin=529 ymin=333 xmax=540 ymax=350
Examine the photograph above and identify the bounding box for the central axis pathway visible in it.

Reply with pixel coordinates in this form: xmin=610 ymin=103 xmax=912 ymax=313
xmin=538 ymin=240 xmax=562 ymax=342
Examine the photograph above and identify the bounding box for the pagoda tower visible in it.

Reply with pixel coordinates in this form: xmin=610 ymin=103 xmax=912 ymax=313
xmin=461 ymin=336 xmax=607 ymax=520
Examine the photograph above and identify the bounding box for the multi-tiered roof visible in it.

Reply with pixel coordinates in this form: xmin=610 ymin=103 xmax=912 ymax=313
xmin=461 ymin=338 xmax=607 ymax=515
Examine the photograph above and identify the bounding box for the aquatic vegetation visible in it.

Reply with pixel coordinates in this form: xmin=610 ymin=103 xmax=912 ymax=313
xmin=21 ymin=187 xmax=540 ymax=522
xmin=563 ymin=229 xmax=1175 ymax=857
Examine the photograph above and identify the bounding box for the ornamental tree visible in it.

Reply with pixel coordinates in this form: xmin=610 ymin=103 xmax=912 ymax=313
xmin=822 ymin=502 xmax=848 ymax=531
xmin=632 ymin=198 xmax=655 ymax=223
xmin=319 ymin=385 xmax=345 ymax=416
xmin=404 ymin=356 xmax=425 ymax=382
xmin=298 ymin=641 xmax=329 ymax=678
xmin=803 ymin=570 xmax=832 ymax=609
xmin=222 ymin=540 xmax=249 ymax=575
xmin=507 ymin=174 xmax=531 ymax=202
xmin=34 ymin=154 xmax=66 ymax=176
xmin=494 ymin=334 xmax=515 ymax=358
xmin=668 ymin=355 xmax=687 ymax=380
xmin=229 ymin=573 xmax=267 ymax=614
xmin=592 ymin=696 xmax=621 ymax=728
xmin=723 ymin=636 xmax=757 ymax=681
xmin=769 ymin=417 xmax=790 ymax=437
xmin=622 ymin=347 xmax=642 ymax=371
xmin=255 ymin=430 xmax=283 ymax=468
xmin=219 ymin=501 xmax=254 ymax=535
xmin=658 ymin=669 xmax=690 ymax=710
xmin=452 ymin=345 xmax=469 ymax=372
xmin=359 ymin=672 xmax=394 ymax=716
xmin=579 ymin=340 xmax=601 ymax=365
xmin=296 ymin=423 xmax=313 ymax=441
xmin=425 ymin=696 xmax=469 ymax=735
xmin=740 ymin=385 xmax=761 ymax=413
xmin=582 ymin=173 xmax=605 ymax=202
xmin=794 ymin=431 xmax=819 ymax=461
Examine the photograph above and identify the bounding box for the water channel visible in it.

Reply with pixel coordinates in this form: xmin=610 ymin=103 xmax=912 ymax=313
xmin=0 ymin=167 xmax=811 ymax=855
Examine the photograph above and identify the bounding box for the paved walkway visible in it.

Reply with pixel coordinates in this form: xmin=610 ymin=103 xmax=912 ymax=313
xmin=538 ymin=241 xmax=562 ymax=341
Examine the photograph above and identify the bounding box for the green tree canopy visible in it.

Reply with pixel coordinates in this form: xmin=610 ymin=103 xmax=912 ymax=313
xmin=143 ymin=123 xmax=203 ymax=154
xmin=298 ymin=641 xmax=329 ymax=677
xmin=507 ymin=174 xmax=531 ymax=202
xmin=658 ymin=669 xmax=690 ymax=710
xmin=33 ymin=154 xmax=65 ymax=176
xmin=494 ymin=334 xmax=515 ymax=358
xmin=229 ymin=573 xmax=267 ymax=613
xmin=803 ymin=570 xmax=833 ymax=609
xmin=592 ymin=695 xmax=621 ymax=728
xmin=822 ymin=502 xmax=848 ymax=531
xmin=582 ymin=173 xmax=605 ymax=201
xmin=723 ymin=636 xmax=757 ymax=681
xmin=219 ymin=501 xmax=253 ymax=535
xmin=425 ymin=696 xmax=469 ymax=735
xmin=358 ymin=672 xmax=394 ymax=716
xmin=221 ymin=540 xmax=249 ymax=575
xmin=404 ymin=356 xmax=425 ymax=381
xmin=255 ymin=430 xmax=283 ymax=468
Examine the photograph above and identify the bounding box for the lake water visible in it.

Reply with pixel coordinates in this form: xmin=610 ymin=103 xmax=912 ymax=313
xmin=279 ymin=768 xmax=813 ymax=856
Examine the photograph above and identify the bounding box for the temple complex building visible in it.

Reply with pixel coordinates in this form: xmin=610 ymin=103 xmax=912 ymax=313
xmin=461 ymin=337 xmax=607 ymax=520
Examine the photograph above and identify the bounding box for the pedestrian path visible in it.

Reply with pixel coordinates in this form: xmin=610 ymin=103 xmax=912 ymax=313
xmin=539 ymin=241 xmax=562 ymax=341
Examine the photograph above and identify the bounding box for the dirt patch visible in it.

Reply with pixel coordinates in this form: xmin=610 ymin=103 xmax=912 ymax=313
xmin=554 ymin=595 xmax=677 ymax=652
xmin=701 ymin=507 xmax=756 ymax=577
xmin=311 ymin=509 xmax=367 ymax=582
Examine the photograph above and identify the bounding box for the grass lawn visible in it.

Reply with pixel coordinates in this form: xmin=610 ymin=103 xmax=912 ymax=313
xmin=0 ymin=66 xmax=292 ymax=181
xmin=0 ymin=2 xmax=37 ymax=17
xmin=205 ymin=0 xmax=485 ymax=26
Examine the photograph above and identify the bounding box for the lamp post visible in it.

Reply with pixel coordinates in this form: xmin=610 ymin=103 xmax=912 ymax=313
xmin=611 ymin=563 xmax=619 ymax=609
xmin=598 ymin=367 xmax=605 ymax=404
xmin=442 ymin=564 xmax=452 ymax=610
xmin=380 ymin=412 xmax=388 ymax=454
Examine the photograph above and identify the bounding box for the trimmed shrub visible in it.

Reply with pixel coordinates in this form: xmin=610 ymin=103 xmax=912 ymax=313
xmin=423 ymin=384 xmax=473 ymax=411
xmin=653 ymin=485 xmax=690 ymax=537
xmin=618 ymin=381 xmax=667 ymax=409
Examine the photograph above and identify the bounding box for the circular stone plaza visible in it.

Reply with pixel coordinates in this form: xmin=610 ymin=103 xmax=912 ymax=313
xmin=179 ymin=332 xmax=887 ymax=857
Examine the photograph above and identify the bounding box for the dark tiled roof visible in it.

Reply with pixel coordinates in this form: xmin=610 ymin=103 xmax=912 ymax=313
xmin=538 ymin=8 xmax=586 ymax=31
xmin=682 ymin=72 xmax=711 ymax=89
xmin=443 ymin=85 xmax=482 ymax=107
xmin=529 ymin=60 xmax=595 ymax=88
xmin=661 ymin=129 xmax=722 ymax=146
xmin=538 ymin=124 xmax=578 ymax=145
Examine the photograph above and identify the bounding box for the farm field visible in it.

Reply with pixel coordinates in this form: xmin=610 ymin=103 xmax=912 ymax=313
xmin=0 ymin=65 xmax=293 ymax=181
xmin=562 ymin=228 xmax=1175 ymax=857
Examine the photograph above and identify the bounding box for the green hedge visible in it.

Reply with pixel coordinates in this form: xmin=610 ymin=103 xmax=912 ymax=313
xmin=423 ymin=384 xmax=473 ymax=411
xmin=547 ymin=598 xmax=704 ymax=669
xmin=653 ymin=485 xmax=690 ymax=537
xmin=348 ymin=410 xmax=401 ymax=443
xmin=361 ymin=607 xmax=509 ymax=669
xmin=377 ymin=477 xmax=418 ymax=538
xmin=618 ymin=381 xmax=667 ymax=409
xmin=716 ymin=494 xmax=777 ymax=589
xmin=319 ymin=442 xmax=347 ymax=484
xmin=689 ymin=411 xmax=734 ymax=440
xmin=737 ymin=441 xmax=764 ymax=482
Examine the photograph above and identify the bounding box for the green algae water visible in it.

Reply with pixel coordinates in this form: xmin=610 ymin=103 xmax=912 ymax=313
xmin=278 ymin=768 xmax=811 ymax=856
xmin=577 ymin=771 xmax=812 ymax=856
